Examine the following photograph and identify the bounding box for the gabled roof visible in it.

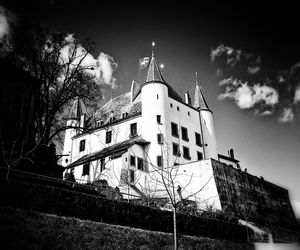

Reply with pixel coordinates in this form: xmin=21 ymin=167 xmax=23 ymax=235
xmin=69 ymin=97 xmax=87 ymax=119
xmin=66 ymin=136 xmax=150 ymax=168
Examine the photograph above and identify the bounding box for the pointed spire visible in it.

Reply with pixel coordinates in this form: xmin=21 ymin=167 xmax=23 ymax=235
xmin=69 ymin=96 xmax=87 ymax=119
xmin=194 ymin=72 xmax=210 ymax=110
xmin=145 ymin=42 xmax=165 ymax=83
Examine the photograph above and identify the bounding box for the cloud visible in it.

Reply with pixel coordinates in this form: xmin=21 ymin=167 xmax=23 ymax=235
xmin=211 ymin=44 xmax=261 ymax=75
xmin=294 ymin=87 xmax=300 ymax=104
xmin=0 ymin=6 xmax=9 ymax=40
xmin=212 ymin=44 xmax=300 ymax=122
xmin=278 ymin=107 xmax=294 ymax=123
xmin=218 ymin=78 xmax=278 ymax=113
xmin=58 ymin=34 xmax=118 ymax=88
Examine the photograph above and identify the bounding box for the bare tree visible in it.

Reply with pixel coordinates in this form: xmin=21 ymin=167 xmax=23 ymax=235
xmin=2 ymin=22 xmax=104 ymax=171
xmin=141 ymin=140 xmax=214 ymax=250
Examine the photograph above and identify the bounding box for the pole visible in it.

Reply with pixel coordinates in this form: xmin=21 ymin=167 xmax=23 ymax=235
xmin=173 ymin=206 xmax=177 ymax=250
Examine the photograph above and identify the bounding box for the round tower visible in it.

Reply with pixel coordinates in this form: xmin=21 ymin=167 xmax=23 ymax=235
xmin=194 ymin=73 xmax=218 ymax=160
xmin=62 ymin=97 xmax=87 ymax=167
xmin=141 ymin=47 xmax=169 ymax=169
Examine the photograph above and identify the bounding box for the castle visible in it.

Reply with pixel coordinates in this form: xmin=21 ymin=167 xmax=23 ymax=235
xmin=62 ymin=48 xmax=297 ymax=238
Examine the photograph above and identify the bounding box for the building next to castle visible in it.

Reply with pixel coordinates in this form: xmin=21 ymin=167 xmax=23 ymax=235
xmin=62 ymin=48 xmax=297 ymax=240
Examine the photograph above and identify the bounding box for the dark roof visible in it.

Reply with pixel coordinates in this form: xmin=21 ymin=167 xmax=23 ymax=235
xmin=142 ymin=55 xmax=183 ymax=103
xmin=218 ymin=154 xmax=240 ymax=163
xmin=66 ymin=136 xmax=150 ymax=168
xmin=94 ymin=92 xmax=141 ymax=124
xmin=194 ymin=84 xmax=210 ymax=110
xmin=145 ymin=56 xmax=165 ymax=83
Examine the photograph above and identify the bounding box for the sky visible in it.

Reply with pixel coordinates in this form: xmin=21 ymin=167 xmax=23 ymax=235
xmin=1 ymin=1 xmax=300 ymax=216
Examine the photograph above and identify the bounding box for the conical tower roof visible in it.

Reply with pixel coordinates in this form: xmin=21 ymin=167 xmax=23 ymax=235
xmin=194 ymin=73 xmax=210 ymax=110
xmin=145 ymin=56 xmax=165 ymax=83
xmin=69 ymin=97 xmax=87 ymax=119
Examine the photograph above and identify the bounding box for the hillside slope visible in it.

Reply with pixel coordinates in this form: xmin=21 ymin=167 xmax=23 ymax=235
xmin=0 ymin=207 xmax=254 ymax=250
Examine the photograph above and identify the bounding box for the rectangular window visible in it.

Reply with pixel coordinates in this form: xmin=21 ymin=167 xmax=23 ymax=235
xmin=130 ymin=123 xmax=137 ymax=137
xmin=130 ymin=155 xmax=136 ymax=166
xmin=130 ymin=169 xmax=135 ymax=183
xmin=172 ymin=143 xmax=180 ymax=156
xmin=79 ymin=139 xmax=85 ymax=152
xmin=183 ymin=146 xmax=191 ymax=160
xmin=106 ymin=131 xmax=112 ymax=144
xmin=157 ymin=155 xmax=163 ymax=167
xmin=171 ymin=122 xmax=179 ymax=137
xmin=195 ymin=132 xmax=202 ymax=146
xmin=96 ymin=121 xmax=102 ymax=127
xmin=181 ymin=126 xmax=189 ymax=141
xmin=197 ymin=151 xmax=203 ymax=161
xmin=100 ymin=158 xmax=105 ymax=172
xmin=157 ymin=115 xmax=162 ymax=124
xmin=82 ymin=163 xmax=90 ymax=176
xmin=137 ymin=157 xmax=144 ymax=171
xmin=157 ymin=133 xmax=163 ymax=144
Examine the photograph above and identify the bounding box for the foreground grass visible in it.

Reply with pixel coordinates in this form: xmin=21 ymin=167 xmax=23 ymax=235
xmin=0 ymin=207 xmax=254 ymax=250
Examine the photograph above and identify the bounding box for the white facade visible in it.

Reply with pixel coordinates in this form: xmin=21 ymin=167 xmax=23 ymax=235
xmin=62 ymin=53 xmax=223 ymax=210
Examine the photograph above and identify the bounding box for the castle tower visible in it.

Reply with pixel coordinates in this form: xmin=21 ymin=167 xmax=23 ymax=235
xmin=62 ymin=97 xmax=87 ymax=167
xmin=194 ymin=73 xmax=218 ymax=159
xmin=141 ymin=43 xmax=169 ymax=168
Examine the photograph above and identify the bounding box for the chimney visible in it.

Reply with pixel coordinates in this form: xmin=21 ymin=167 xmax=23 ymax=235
xmin=80 ymin=114 xmax=86 ymax=129
xmin=229 ymin=148 xmax=235 ymax=159
xmin=185 ymin=91 xmax=191 ymax=105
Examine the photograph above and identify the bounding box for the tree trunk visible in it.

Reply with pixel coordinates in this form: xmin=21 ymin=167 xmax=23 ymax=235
xmin=173 ymin=207 xmax=177 ymax=250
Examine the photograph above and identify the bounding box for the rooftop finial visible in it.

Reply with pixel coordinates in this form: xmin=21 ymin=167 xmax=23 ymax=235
xmin=195 ymin=72 xmax=198 ymax=86
xmin=152 ymin=41 xmax=155 ymax=57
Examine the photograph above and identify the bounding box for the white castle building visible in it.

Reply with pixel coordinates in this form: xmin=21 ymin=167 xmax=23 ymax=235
xmin=62 ymin=48 xmax=239 ymax=209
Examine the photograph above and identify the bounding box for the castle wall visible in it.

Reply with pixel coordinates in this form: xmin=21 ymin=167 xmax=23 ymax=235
xmin=69 ymin=116 xmax=142 ymax=165
xmin=211 ymin=159 xmax=297 ymax=231
xmin=165 ymin=96 xmax=205 ymax=165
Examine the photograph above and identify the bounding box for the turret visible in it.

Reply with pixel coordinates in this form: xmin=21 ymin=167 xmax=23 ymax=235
xmin=62 ymin=97 xmax=87 ymax=167
xmin=141 ymin=43 xmax=169 ymax=169
xmin=194 ymin=73 xmax=218 ymax=159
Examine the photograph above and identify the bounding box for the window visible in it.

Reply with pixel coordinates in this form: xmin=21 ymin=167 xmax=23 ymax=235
xmin=130 ymin=169 xmax=135 ymax=183
xmin=177 ymin=106 xmax=180 ymax=111
xmin=130 ymin=123 xmax=137 ymax=137
xmin=130 ymin=155 xmax=136 ymax=166
xmin=157 ymin=133 xmax=163 ymax=144
xmin=106 ymin=131 xmax=112 ymax=144
xmin=188 ymin=112 xmax=190 ymax=116
xmin=172 ymin=143 xmax=180 ymax=156
xmin=170 ymin=103 xmax=173 ymax=108
xmin=157 ymin=156 xmax=163 ymax=167
xmin=137 ymin=157 xmax=144 ymax=171
xmin=195 ymin=132 xmax=202 ymax=146
xmin=122 ymin=112 xmax=128 ymax=119
xmin=171 ymin=122 xmax=179 ymax=137
xmin=79 ymin=139 xmax=85 ymax=152
xmin=82 ymin=163 xmax=90 ymax=176
xmin=100 ymin=158 xmax=105 ymax=172
xmin=197 ymin=151 xmax=203 ymax=161
xmin=183 ymin=146 xmax=191 ymax=160
xmin=157 ymin=94 xmax=159 ymax=99
xmin=156 ymin=115 xmax=162 ymax=124
xmin=96 ymin=121 xmax=102 ymax=127
xmin=181 ymin=127 xmax=189 ymax=141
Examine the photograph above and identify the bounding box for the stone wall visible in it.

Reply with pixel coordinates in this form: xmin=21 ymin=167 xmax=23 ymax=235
xmin=211 ymin=159 xmax=298 ymax=240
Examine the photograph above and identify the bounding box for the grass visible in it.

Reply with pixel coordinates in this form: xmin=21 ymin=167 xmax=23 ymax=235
xmin=0 ymin=206 xmax=254 ymax=249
